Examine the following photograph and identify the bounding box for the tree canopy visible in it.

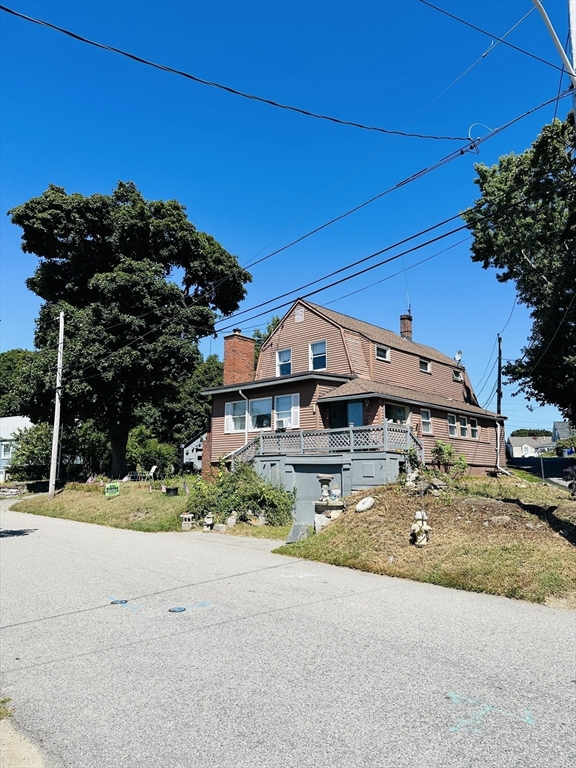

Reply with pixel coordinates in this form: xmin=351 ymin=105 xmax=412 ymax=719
xmin=509 ymin=429 xmax=552 ymax=438
xmin=462 ymin=113 xmax=575 ymax=423
xmin=0 ymin=349 xmax=36 ymax=416
xmin=9 ymin=181 xmax=251 ymax=476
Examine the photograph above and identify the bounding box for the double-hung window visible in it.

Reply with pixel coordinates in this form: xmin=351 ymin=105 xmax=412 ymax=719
xmin=249 ymin=398 xmax=272 ymax=430
xmin=459 ymin=416 xmax=468 ymax=438
xmin=310 ymin=341 xmax=326 ymax=370
xmin=277 ymin=349 xmax=291 ymax=376
xmin=387 ymin=404 xmax=407 ymax=424
xmin=225 ymin=401 xmax=247 ymax=433
xmin=420 ymin=409 xmax=432 ymax=434
xmin=448 ymin=414 xmax=457 ymax=437
xmin=274 ymin=394 xmax=300 ymax=429
xmin=2 ymin=442 xmax=11 ymax=458
xmin=470 ymin=418 xmax=479 ymax=439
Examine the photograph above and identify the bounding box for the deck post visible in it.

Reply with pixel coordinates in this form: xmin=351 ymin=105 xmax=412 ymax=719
xmin=300 ymin=430 xmax=304 ymax=453
xmin=349 ymin=426 xmax=354 ymax=452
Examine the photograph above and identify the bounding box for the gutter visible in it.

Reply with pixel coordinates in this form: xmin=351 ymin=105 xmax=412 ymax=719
xmin=238 ymin=389 xmax=249 ymax=446
xmin=496 ymin=420 xmax=512 ymax=476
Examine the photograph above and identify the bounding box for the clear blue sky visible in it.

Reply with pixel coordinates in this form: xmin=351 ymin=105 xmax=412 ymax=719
xmin=0 ymin=0 xmax=572 ymax=434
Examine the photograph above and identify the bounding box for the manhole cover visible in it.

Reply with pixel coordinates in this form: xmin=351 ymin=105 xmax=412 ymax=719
xmin=169 ymin=606 xmax=186 ymax=613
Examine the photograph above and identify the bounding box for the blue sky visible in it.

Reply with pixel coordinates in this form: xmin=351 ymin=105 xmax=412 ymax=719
xmin=0 ymin=0 xmax=572 ymax=434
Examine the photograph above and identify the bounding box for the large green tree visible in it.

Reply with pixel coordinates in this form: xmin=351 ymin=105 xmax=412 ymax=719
xmin=9 ymin=182 xmax=251 ymax=477
xmin=0 ymin=349 xmax=36 ymax=416
xmin=462 ymin=113 xmax=576 ymax=423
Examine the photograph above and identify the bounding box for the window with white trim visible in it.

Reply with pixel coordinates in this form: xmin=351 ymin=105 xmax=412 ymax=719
xmin=419 ymin=358 xmax=431 ymax=373
xmin=249 ymin=398 xmax=272 ymax=430
xmin=386 ymin=404 xmax=407 ymax=424
xmin=448 ymin=413 xmax=457 ymax=437
xmin=375 ymin=345 xmax=390 ymax=362
xmin=2 ymin=442 xmax=12 ymax=458
xmin=310 ymin=340 xmax=327 ymax=370
xmin=452 ymin=370 xmax=463 ymax=382
xmin=470 ymin=418 xmax=479 ymax=439
xmin=420 ymin=409 xmax=432 ymax=434
xmin=225 ymin=401 xmax=246 ymax=433
xmin=277 ymin=348 xmax=291 ymax=376
xmin=274 ymin=393 xmax=300 ymax=429
xmin=459 ymin=415 xmax=468 ymax=438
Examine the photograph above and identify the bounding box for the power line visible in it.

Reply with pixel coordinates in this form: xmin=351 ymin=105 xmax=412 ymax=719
xmin=243 ymin=89 xmax=571 ymax=272
xmin=242 ymin=6 xmax=535 ymax=269
xmin=323 ymin=237 xmax=470 ymax=306
xmin=0 ymin=3 xmax=469 ymax=142
xmin=418 ymin=0 xmax=564 ymax=72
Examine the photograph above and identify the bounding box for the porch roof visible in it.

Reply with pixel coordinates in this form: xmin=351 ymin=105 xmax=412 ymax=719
xmin=202 ymin=371 xmax=353 ymax=396
xmin=317 ymin=378 xmax=504 ymax=420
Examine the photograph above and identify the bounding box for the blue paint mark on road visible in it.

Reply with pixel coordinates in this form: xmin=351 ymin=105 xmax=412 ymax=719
xmin=107 ymin=596 xmax=142 ymax=612
xmin=186 ymin=600 xmax=213 ymax=609
xmin=447 ymin=692 xmax=534 ymax=733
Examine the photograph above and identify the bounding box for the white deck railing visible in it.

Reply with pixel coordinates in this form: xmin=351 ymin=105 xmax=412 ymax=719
xmin=229 ymin=424 xmax=423 ymax=469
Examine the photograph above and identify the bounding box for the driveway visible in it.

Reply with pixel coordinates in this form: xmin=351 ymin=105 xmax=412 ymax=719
xmin=508 ymin=456 xmax=575 ymax=488
xmin=1 ymin=503 xmax=575 ymax=768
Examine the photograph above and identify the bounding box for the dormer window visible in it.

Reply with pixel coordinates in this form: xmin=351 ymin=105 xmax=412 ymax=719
xmin=277 ymin=348 xmax=291 ymax=376
xmin=419 ymin=358 xmax=431 ymax=373
xmin=453 ymin=370 xmax=463 ymax=382
xmin=375 ymin=345 xmax=390 ymax=362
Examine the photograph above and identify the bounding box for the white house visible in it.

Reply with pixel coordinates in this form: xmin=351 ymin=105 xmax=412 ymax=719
xmin=0 ymin=416 xmax=33 ymax=482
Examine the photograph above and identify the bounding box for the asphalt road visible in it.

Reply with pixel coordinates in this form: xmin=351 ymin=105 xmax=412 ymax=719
xmin=1 ymin=502 xmax=575 ymax=768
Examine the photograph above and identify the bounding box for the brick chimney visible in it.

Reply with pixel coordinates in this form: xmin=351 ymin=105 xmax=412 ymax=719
xmin=223 ymin=329 xmax=256 ymax=385
xmin=400 ymin=313 xmax=413 ymax=341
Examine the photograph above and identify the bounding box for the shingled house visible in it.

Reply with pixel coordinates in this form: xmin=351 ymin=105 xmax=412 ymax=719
xmin=202 ymin=300 xmax=506 ymax=521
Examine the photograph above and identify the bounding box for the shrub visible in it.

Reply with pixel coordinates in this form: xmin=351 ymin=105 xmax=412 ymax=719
xmin=431 ymin=440 xmax=456 ymax=472
xmin=185 ymin=464 xmax=295 ymax=526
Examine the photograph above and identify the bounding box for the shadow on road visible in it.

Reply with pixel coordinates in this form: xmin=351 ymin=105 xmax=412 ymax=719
xmin=0 ymin=528 xmax=38 ymax=538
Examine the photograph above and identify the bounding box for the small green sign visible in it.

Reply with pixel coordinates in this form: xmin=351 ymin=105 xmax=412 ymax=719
xmin=105 ymin=482 xmax=120 ymax=498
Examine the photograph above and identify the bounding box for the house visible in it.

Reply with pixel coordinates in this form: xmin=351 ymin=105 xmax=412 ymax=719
xmin=202 ymin=300 xmax=506 ymax=522
xmin=0 ymin=416 xmax=33 ymax=482
xmin=506 ymin=436 xmax=554 ymax=459
xmin=182 ymin=431 xmax=206 ymax=472
xmin=552 ymin=421 xmax=575 ymax=442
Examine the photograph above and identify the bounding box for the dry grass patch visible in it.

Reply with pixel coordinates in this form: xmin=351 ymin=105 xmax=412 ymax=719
xmin=276 ymin=478 xmax=576 ymax=604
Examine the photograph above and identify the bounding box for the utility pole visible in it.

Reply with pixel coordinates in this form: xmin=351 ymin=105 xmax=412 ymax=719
xmin=48 ymin=311 xmax=64 ymax=500
xmin=497 ymin=334 xmax=503 ymax=416
xmin=532 ymin=1 xmax=576 ymax=116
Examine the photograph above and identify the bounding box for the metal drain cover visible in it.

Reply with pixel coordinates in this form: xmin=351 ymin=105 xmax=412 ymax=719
xmin=110 ymin=599 xmax=128 ymax=605
xmin=169 ymin=606 xmax=186 ymax=613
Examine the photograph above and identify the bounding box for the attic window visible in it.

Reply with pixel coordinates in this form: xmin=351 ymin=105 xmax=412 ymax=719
xmin=419 ymin=358 xmax=431 ymax=373
xmin=295 ymin=308 xmax=304 ymax=323
xmin=453 ymin=370 xmax=463 ymax=382
xmin=375 ymin=345 xmax=390 ymax=362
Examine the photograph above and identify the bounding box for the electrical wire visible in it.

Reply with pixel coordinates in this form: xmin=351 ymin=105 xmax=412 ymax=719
xmin=418 ymin=0 xmax=564 ymax=72
xmin=243 ymin=6 xmax=535 ymax=268
xmin=242 ymin=89 xmax=571 ymax=271
xmin=323 ymin=237 xmax=470 ymax=306
xmin=0 ymin=3 xmax=469 ymax=142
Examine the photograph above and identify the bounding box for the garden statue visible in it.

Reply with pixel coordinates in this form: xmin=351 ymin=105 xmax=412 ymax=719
xmin=410 ymin=510 xmax=431 ymax=547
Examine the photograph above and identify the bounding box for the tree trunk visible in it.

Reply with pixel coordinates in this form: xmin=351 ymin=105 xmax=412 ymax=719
xmin=110 ymin=436 xmax=128 ymax=478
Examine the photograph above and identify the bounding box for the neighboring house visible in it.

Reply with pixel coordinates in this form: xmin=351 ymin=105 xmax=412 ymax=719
xmin=506 ymin=436 xmax=554 ymax=459
xmin=552 ymin=421 xmax=575 ymax=442
xmin=0 ymin=416 xmax=33 ymax=482
xmin=182 ymin=431 xmax=206 ymax=472
xmin=202 ymin=300 xmax=506 ymax=522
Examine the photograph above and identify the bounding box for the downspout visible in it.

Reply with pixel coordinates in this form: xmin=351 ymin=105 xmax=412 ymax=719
xmin=496 ymin=420 xmax=511 ymax=475
xmin=238 ymin=389 xmax=249 ymax=446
